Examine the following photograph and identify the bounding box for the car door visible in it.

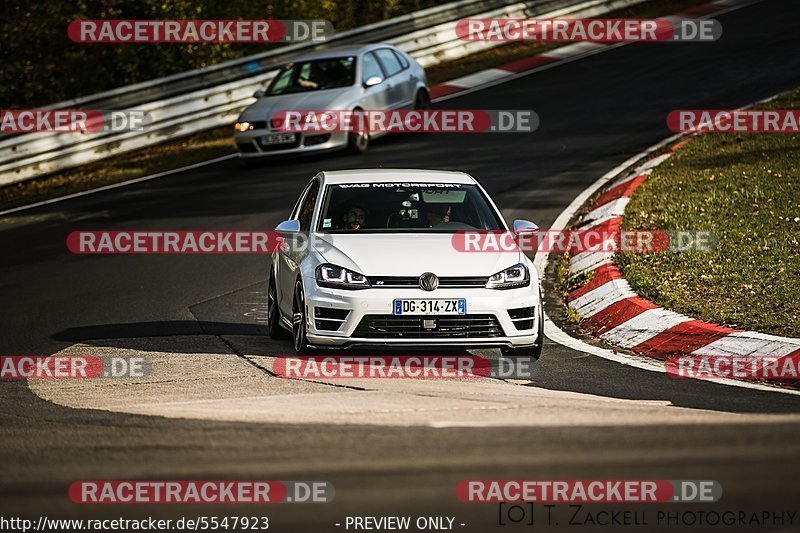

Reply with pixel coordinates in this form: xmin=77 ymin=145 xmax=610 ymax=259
xmin=393 ymin=49 xmax=421 ymax=108
xmin=359 ymin=51 xmax=391 ymax=111
xmin=374 ymin=48 xmax=414 ymax=109
xmin=277 ymin=178 xmax=320 ymax=318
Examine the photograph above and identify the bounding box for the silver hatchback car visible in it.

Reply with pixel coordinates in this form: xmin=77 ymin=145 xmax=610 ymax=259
xmin=234 ymin=44 xmax=429 ymax=158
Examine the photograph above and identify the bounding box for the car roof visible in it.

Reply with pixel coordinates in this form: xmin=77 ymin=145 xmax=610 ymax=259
xmin=319 ymin=169 xmax=477 ymax=185
xmin=290 ymin=44 xmax=392 ymax=62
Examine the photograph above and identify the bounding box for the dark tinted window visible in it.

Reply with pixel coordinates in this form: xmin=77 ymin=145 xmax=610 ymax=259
xmin=266 ymin=58 xmax=355 ymax=95
xmin=318 ymin=183 xmax=504 ymax=233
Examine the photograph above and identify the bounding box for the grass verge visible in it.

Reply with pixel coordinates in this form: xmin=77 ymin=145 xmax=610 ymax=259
xmin=616 ymin=87 xmax=800 ymax=338
xmin=0 ymin=0 xmax=710 ymax=213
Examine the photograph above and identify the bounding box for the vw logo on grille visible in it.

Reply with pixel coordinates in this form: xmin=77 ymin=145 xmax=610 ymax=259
xmin=419 ymin=272 xmax=439 ymax=291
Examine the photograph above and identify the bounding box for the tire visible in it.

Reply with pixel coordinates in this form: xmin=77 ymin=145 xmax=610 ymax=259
xmin=347 ymin=109 xmax=369 ymax=154
xmin=267 ymin=274 xmax=290 ymax=340
xmin=501 ymin=293 xmax=544 ymax=360
xmin=414 ymin=89 xmax=431 ymax=110
xmin=292 ymin=280 xmax=314 ymax=354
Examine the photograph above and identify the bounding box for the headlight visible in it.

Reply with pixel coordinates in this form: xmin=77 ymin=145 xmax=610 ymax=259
xmin=486 ymin=263 xmax=530 ymax=290
xmin=315 ymin=264 xmax=370 ymax=290
xmin=234 ymin=121 xmax=253 ymax=132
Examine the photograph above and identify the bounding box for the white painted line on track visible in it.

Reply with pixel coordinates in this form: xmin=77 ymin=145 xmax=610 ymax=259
xmin=446 ymin=68 xmax=511 ymax=88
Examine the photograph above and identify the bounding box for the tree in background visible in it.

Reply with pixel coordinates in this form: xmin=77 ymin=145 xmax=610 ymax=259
xmin=0 ymin=0 xmax=436 ymax=108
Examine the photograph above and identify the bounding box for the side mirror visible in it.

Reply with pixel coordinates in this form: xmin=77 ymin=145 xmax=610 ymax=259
xmin=363 ymin=76 xmax=383 ymax=88
xmin=513 ymin=219 xmax=539 ymax=233
xmin=275 ymin=219 xmax=300 ymax=232
xmin=253 ymin=90 xmax=265 ymax=98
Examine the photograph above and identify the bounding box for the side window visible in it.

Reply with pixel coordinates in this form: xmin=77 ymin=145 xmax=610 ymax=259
xmin=297 ymin=179 xmax=321 ymax=231
xmin=268 ymin=67 xmax=293 ymax=95
xmin=375 ymin=49 xmax=403 ymax=77
xmin=297 ymin=63 xmax=314 ymax=86
xmin=361 ymin=52 xmax=384 ymax=83
xmin=290 ymin=182 xmax=311 ymax=220
xmin=393 ymin=49 xmax=410 ymax=70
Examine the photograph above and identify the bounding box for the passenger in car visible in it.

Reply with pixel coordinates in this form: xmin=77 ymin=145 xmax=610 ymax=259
xmin=425 ymin=204 xmax=452 ymax=227
xmin=342 ymin=205 xmax=368 ymax=230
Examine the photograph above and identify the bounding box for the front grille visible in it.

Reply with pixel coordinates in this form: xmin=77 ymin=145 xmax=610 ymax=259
xmin=316 ymin=319 xmax=342 ymax=331
xmin=370 ymin=276 xmax=489 ymax=289
xmin=303 ymin=134 xmax=331 ymax=146
xmin=353 ymin=314 xmax=504 ymax=338
xmin=315 ymin=308 xmax=349 ymax=320
xmin=250 ymin=121 xmax=268 ymax=129
xmin=237 ymin=142 xmax=258 ymax=153
xmin=508 ymin=306 xmax=535 ymax=330
xmin=314 ymin=307 xmax=349 ymax=331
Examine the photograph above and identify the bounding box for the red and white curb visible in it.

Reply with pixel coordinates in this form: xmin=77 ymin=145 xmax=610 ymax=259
xmin=431 ymin=41 xmax=606 ymax=100
xmin=564 ymin=142 xmax=800 ymax=365
xmin=429 ymin=0 xmax=759 ymax=102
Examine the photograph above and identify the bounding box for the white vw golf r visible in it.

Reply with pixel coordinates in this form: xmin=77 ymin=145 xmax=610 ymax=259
xmin=267 ymin=169 xmax=544 ymax=358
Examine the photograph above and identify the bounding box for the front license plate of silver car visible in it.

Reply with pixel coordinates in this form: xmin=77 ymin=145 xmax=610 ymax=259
xmin=260 ymin=133 xmax=296 ymax=145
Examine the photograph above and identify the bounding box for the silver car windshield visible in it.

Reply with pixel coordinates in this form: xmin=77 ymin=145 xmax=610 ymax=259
xmin=317 ymin=183 xmax=505 ymax=233
xmin=266 ymin=57 xmax=356 ymax=95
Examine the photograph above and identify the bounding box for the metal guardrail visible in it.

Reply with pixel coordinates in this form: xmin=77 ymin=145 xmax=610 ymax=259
xmin=0 ymin=0 xmax=644 ymax=186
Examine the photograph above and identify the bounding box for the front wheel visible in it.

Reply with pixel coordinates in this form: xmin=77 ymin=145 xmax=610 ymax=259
xmin=347 ymin=109 xmax=369 ymax=154
xmin=292 ymin=280 xmax=314 ymax=354
xmin=414 ymin=89 xmax=431 ymax=110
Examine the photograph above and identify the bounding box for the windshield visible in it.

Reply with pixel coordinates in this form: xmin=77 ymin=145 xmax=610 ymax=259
xmin=317 ymin=183 xmax=505 ymax=233
xmin=266 ymin=57 xmax=356 ymax=95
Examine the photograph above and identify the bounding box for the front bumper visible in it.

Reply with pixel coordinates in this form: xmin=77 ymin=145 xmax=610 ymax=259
xmin=234 ymin=129 xmax=349 ymax=158
xmin=303 ymin=283 xmax=541 ymax=349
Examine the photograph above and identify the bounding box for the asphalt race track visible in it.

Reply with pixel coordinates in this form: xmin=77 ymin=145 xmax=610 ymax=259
xmin=2 ymin=1 xmax=800 ymax=531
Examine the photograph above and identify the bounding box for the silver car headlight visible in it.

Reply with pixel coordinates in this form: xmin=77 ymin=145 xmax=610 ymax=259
xmin=234 ymin=121 xmax=253 ymax=132
xmin=486 ymin=263 xmax=530 ymax=290
xmin=315 ymin=264 xmax=370 ymax=290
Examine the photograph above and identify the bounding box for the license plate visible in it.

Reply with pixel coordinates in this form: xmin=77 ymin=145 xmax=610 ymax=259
xmin=260 ymin=133 xmax=296 ymax=146
xmin=393 ymin=299 xmax=466 ymax=315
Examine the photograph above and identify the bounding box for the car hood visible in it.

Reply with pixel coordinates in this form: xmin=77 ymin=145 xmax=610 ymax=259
xmin=239 ymin=88 xmax=354 ymax=121
xmin=316 ymin=233 xmax=523 ymax=277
